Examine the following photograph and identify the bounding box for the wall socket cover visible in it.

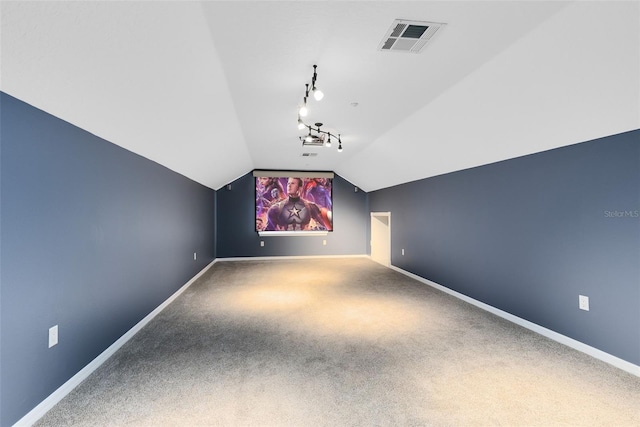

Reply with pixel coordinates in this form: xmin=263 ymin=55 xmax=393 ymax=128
xmin=49 ymin=325 xmax=59 ymax=348
xmin=579 ymin=295 xmax=590 ymax=311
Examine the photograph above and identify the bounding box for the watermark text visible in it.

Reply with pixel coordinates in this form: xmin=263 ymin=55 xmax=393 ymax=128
xmin=604 ymin=210 xmax=639 ymax=218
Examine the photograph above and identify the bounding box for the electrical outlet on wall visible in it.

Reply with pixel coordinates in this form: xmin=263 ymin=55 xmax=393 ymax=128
xmin=402 ymin=248 xmax=405 ymax=256
xmin=194 ymin=252 xmax=197 ymax=261
xmin=260 ymin=241 xmax=265 ymax=247
xmin=49 ymin=325 xmax=58 ymax=348
xmin=579 ymin=295 xmax=590 ymax=311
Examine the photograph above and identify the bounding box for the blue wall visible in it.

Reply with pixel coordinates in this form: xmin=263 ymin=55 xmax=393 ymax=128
xmin=369 ymin=130 xmax=640 ymax=365
xmin=216 ymin=172 xmax=368 ymax=257
xmin=0 ymin=93 xmax=216 ymax=426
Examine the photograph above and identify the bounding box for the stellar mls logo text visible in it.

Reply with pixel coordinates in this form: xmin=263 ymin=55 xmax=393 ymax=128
xmin=604 ymin=210 xmax=639 ymax=218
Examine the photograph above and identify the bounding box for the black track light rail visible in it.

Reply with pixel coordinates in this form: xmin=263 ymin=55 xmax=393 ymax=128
xmin=297 ymin=65 xmax=343 ymax=152
xmin=298 ymin=122 xmax=342 ymax=150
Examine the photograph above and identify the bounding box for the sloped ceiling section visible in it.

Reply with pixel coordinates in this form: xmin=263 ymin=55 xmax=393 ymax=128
xmin=0 ymin=1 xmax=253 ymax=190
xmin=2 ymin=1 xmax=639 ymax=192
xmin=337 ymin=1 xmax=640 ymax=191
xmin=199 ymin=1 xmax=573 ymax=187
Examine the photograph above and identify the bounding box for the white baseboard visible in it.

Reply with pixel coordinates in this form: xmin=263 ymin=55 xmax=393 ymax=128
xmin=13 ymin=260 xmax=217 ymax=427
xmin=218 ymin=254 xmax=369 ymax=262
xmin=388 ymin=264 xmax=640 ymax=378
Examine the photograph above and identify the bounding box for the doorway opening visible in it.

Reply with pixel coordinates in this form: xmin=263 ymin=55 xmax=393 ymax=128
xmin=370 ymin=212 xmax=391 ymax=267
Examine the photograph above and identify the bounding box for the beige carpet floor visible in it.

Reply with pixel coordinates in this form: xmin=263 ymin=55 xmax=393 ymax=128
xmin=36 ymin=258 xmax=640 ymax=426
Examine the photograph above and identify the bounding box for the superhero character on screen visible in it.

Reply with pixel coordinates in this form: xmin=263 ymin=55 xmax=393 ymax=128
xmin=256 ymin=216 xmax=267 ymax=232
xmin=266 ymin=177 xmax=332 ymax=231
xmin=303 ymin=177 xmax=332 ymax=210
xmin=256 ymin=177 xmax=285 ymax=210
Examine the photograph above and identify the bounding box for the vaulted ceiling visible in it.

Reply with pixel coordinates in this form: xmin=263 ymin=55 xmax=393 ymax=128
xmin=2 ymin=1 xmax=638 ymax=192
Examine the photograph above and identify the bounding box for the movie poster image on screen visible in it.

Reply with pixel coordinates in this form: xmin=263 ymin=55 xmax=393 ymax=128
xmin=255 ymin=176 xmax=333 ymax=232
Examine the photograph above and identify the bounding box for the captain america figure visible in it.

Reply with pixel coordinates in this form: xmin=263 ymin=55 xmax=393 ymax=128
xmin=266 ymin=177 xmax=332 ymax=231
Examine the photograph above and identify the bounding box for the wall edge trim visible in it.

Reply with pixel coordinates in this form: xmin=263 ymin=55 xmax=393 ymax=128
xmin=388 ymin=264 xmax=640 ymax=377
xmin=217 ymin=255 xmax=368 ymax=262
xmin=13 ymin=259 xmax=217 ymax=427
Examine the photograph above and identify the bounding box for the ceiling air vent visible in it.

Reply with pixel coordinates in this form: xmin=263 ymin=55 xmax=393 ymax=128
xmin=378 ymin=19 xmax=446 ymax=53
xmin=301 ymin=152 xmax=318 ymax=157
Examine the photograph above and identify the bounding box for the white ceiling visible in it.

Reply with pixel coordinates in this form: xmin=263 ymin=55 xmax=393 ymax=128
xmin=2 ymin=1 xmax=638 ymax=192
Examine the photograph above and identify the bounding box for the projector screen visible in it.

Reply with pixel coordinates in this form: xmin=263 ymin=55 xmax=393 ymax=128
xmin=254 ymin=171 xmax=333 ymax=234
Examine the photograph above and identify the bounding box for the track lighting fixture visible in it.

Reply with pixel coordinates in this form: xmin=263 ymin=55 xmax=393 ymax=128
xmin=297 ymin=65 xmax=343 ymax=152
xmin=311 ymin=65 xmax=324 ymax=101
xmin=298 ymin=84 xmax=310 ymax=117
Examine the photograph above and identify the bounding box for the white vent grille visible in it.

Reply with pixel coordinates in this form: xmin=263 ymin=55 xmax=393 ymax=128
xmin=378 ymin=19 xmax=446 ymax=53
